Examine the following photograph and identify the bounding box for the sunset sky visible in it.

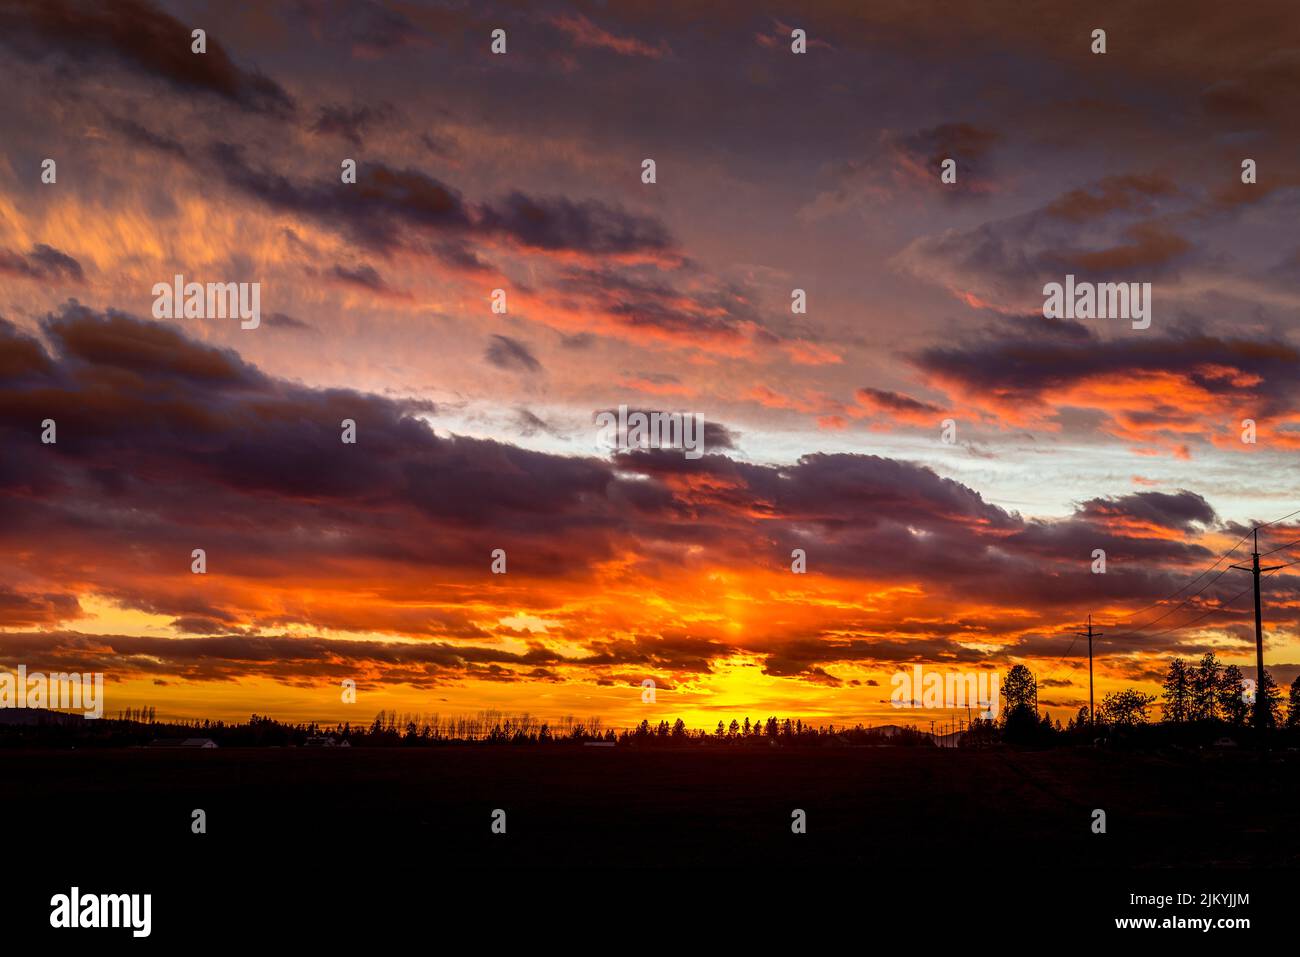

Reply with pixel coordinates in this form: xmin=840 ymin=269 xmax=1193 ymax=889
xmin=2 ymin=0 xmax=1300 ymax=728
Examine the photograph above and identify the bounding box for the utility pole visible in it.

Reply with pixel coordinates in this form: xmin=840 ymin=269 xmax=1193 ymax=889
xmin=1230 ymin=528 xmax=1285 ymax=727
xmin=1075 ymin=615 xmax=1102 ymax=726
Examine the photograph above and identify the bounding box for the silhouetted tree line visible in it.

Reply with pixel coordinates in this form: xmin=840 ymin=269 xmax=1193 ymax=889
xmin=618 ymin=715 xmax=937 ymax=747
xmin=998 ymin=657 xmax=1300 ymax=748
xmin=0 ymin=707 xmax=942 ymax=749
xmin=4 ymin=657 xmax=1298 ymax=750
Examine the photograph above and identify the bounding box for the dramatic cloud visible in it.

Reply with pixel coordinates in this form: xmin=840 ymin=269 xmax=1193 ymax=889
xmin=484 ymin=334 xmax=542 ymax=373
xmin=310 ymin=102 xmax=393 ymax=146
xmin=854 ymin=387 xmax=946 ymax=426
xmin=327 ymin=263 xmax=409 ymax=298
xmin=5 ymin=309 xmax=1288 ymax=704
xmin=0 ymin=244 xmax=84 ymax=282
xmin=3 ymin=0 xmax=1299 ymax=726
xmin=206 ymin=147 xmax=676 ymax=275
xmin=0 ymin=0 xmax=294 ymax=115
xmin=911 ymin=320 xmax=1300 ymax=452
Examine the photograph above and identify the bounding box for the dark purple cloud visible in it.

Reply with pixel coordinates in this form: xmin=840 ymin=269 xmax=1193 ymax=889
xmin=3 ymin=306 xmax=1293 ymax=679
xmin=0 ymin=244 xmax=84 ymax=282
xmin=484 ymin=335 xmax=542 ymax=373
xmin=208 ymin=145 xmax=674 ymax=265
xmin=0 ymin=0 xmax=294 ymax=115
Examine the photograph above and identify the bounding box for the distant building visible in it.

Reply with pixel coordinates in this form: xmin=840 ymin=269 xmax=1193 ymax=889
xmin=304 ymin=735 xmax=349 ymax=748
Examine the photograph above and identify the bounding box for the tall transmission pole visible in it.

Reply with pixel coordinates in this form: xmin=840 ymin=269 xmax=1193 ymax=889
xmin=1075 ymin=615 xmax=1102 ymax=726
xmin=1230 ymin=528 xmax=1285 ymax=727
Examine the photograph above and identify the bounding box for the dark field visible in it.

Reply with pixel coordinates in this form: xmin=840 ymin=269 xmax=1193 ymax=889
xmin=7 ymin=745 xmax=1298 ymax=939
xmin=5 ymin=745 xmax=1298 ymax=868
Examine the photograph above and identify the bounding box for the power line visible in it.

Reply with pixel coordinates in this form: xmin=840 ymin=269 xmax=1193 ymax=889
xmin=1034 ymin=631 xmax=1083 ymax=695
xmin=1230 ymin=530 xmax=1288 ymax=726
xmin=1100 ymin=560 xmax=1287 ymax=650
xmin=1075 ymin=615 xmax=1102 ymax=726
xmin=1107 ymin=558 xmax=1292 ymax=646
xmin=1260 ymin=535 xmax=1300 ymax=558
xmin=1104 ymin=530 xmax=1252 ymax=629
xmin=1124 ymin=581 xmax=1253 ymax=643
xmin=1033 ymin=534 xmax=1251 ymax=681
xmin=1104 ymin=564 xmax=1236 ymax=639
xmin=1097 ymin=507 xmax=1300 ymax=647
xmin=1029 ymin=507 xmax=1300 ymax=698
xmin=1258 ymin=506 xmax=1300 ymax=528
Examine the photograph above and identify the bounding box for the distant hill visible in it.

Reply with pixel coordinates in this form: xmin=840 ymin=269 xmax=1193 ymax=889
xmin=872 ymin=723 xmax=965 ymax=748
xmin=872 ymin=724 xmax=912 ymax=736
xmin=0 ymin=708 xmax=88 ymax=726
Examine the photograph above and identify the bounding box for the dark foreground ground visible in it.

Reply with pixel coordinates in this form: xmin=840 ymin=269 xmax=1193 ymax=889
xmin=3 ymin=745 xmax=1295 ymax=939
